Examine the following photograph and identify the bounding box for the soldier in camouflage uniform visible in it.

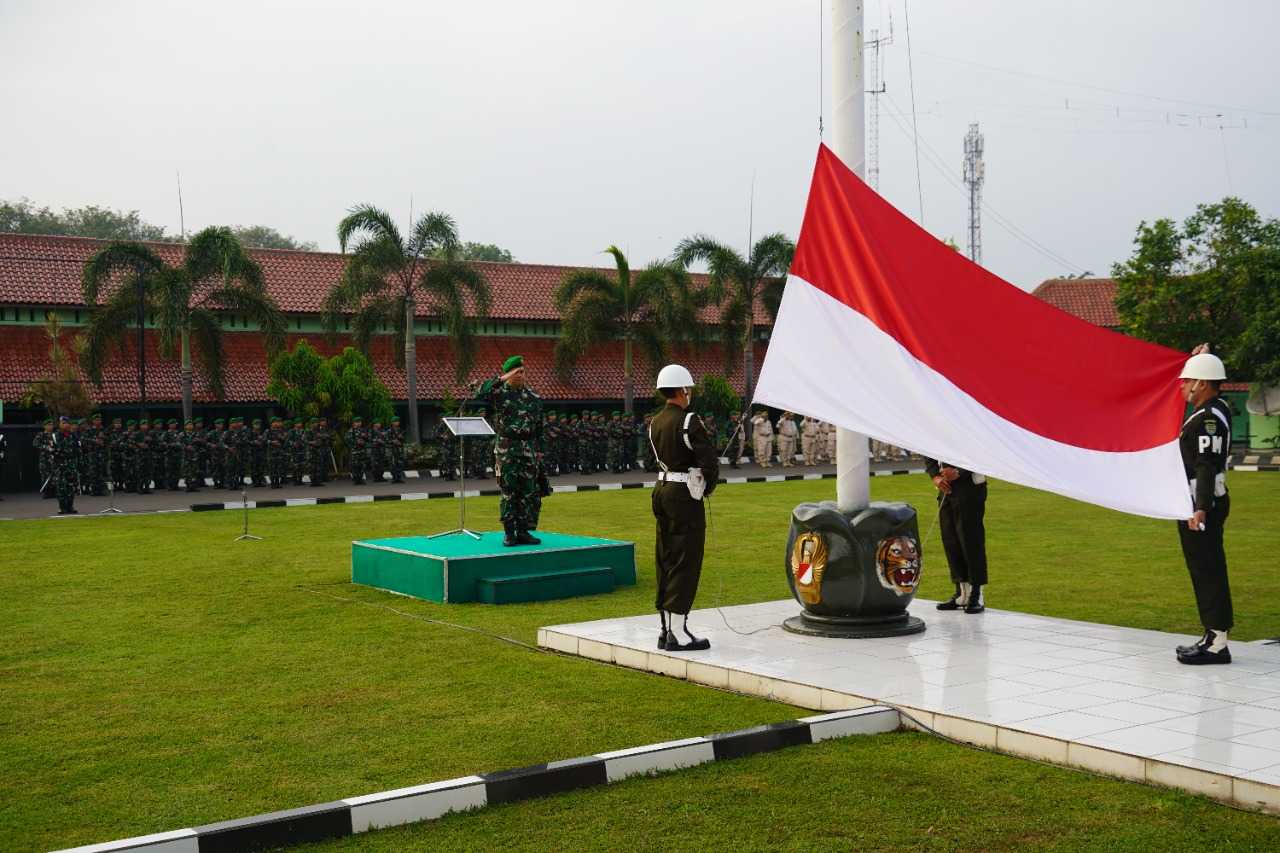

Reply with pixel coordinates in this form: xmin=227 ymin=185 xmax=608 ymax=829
xmin=52 ymin=417 xmax=81 ymax=514
xmin=542 ymin=412 xmax=560 ymax=476
xmin=317 ymin=417 xmax=333 ymax=483
xmin=81 ymin=413 xmax=107 ymax=496
xmin=367 ymin=418 xmax=386 ymax=483
xmin=193 ymin=417 xmax=208 ymax=485
xmin=307 ymin=418 xmax=328 ymax=487
xmin=221 ymin=417 xmax=244 ymax=489
xmin=287 ymin=418 xmax=308 ymax=484
xmin=387 ymin=416 xmax=406 ymax=483
xmin=133 ymin=419 xmax=154 ymax=493
xmin=34 ymin=419 xmax=55 ymax=498
xmin=478 ymin=355 xmax=546 ymax=546
xmin=207 ymin=418 xmax=225 ymax=488
xmin=107 ymin=416 xmax=125 ymax=492
xmin=248 ymin=418 xmax=267 ymax=487
xmin=467 ymin=407 xmax=490 ymax=481
xmin=181 ymin=419 xmax=203 ymax=492
xmin=560 ymin=414 xmax=578 ymax=474
xmin=162 ymin=419 xmax=181 ymax=490
xmin=435 ymin=417 xmax=457 ymax=480
xmin=266 ymin=416 xmax=288 ymax=487
xmin=346 ymin=416 xmax=369 ymax=486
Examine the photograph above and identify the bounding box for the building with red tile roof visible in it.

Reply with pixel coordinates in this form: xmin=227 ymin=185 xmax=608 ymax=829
xmin=1030 ymin=278 xmax=1121 ymax=329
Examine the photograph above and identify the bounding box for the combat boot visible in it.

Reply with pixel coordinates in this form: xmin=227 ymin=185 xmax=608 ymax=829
xmin=516 ymin=528 xmax=541 ymax=546
xmin=502 ymin=522 xmax=519 ymax=547
xmin=964 ymin=584 xmax=985 ymax=614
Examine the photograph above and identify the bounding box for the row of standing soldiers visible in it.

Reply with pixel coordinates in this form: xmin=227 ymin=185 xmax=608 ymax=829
xmin=33 ymin=413 xmax=404 ymax=498
xmin=434 ymin=410 xmax=643 ymax=480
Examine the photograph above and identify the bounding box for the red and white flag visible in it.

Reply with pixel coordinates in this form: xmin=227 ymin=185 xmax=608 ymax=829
xmin=754 ymin=145 xmax=1192 ymax=520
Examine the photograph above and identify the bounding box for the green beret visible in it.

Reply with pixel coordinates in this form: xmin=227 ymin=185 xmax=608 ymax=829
xmin=352 ymin=415 xmax=363 ymax=422
xmin=271 ymin=415 xmax=282 ymax=423
xmin=92 ymin=413 xmax=102 ymax=420
xmin=194 ymin=417 xmax=204 ymax=425
xmin=151 ymin=418 xmax=162 ymax=426
xmin=167 ymin=418 xmax=178 ymax=425
xmin=502 ymin=354 xmax=523 ymax=372
xmin=391 ymin=416 xmax=400 ymax=423
xmin=126 ymin=419 xmax=136 ymax=426
xmin=111 ymin=417 xmax=122 ymax=423
xmin=42 ymin=418 xmax=53 ymax=426
xmin=214 ymin=418 xmax=225 ymax=425
xmin=184 ymin=419 xmax=194 ymax=425
xmin=612 ymin=411 xmax=620 ymax=416
xmin=284 ymin=419 xmax=293 ymax=426
xmin=252 ymin=418 xmax=262 ymax=426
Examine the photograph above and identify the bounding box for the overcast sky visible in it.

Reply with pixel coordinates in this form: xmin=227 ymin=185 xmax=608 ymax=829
xmin=3 ymin=0 xmax=1277 ymax=289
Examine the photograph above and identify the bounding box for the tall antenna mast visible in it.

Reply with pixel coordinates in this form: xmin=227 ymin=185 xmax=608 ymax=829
xmin=176 ymin=170 xmax=186 ymax=241
xmin=963 ymin=122 xmax=985 ymax=265
xmin=866 ymin=13 xmax=892 ymax=192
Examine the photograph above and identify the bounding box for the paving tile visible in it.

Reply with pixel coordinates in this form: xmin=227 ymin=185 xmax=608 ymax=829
xmin=1013 ymin=711 xmax=1133 ymax=741
xmin=1080 ymin=725 xmax=1204 ymax=758
xmin=1018 ymin=688 xmax=1115 ymax=712
xmin=1078 ymin=701 xmax=1188 ymax=725
xmin=1154 ymin=712 xmax=1271 ymax=741
xmin=1130 ymin=692 xmax=1236 ymax=716
xmin=1228 ymin=729 xmax=1280 ymax=750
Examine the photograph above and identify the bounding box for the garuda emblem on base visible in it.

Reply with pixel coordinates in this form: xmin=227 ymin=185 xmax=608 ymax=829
xmin=790 ymin=531 xmax=828 ymax=605
xmin=875 ymin=535 xmax=921 ymax=596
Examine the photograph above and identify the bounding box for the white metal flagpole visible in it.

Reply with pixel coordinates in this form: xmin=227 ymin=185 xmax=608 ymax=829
xmin=830 ymin=0 xmax=871 ymax=513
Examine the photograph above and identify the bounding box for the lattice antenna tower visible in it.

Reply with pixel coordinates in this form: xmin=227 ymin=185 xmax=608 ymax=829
xmin=963 ymin=122 xmax=985 ymax=265
xmin=866 ymin=13 xmax=892 ymax=191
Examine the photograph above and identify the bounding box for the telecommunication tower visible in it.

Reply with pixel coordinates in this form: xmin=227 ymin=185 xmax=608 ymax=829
xmin=866 ymin=19 xmax=892 ymax=191
xmin=963 ymin=122 xmax=985 ymax=265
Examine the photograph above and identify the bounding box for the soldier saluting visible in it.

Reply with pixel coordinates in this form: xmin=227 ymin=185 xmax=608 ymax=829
xmin=650 ymin=364 xmax=719 ymax=652
xmin=1173 ymin=345 xmax=1235 ymax=665
xmin=478 ymin=355 xmax=546 ymax=547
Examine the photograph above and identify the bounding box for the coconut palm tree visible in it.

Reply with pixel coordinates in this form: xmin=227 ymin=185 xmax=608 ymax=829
xmin=554 ymin=247 xmax=700 ymax=415
xmin=80 ymin=227 xmax=286 ymax=420
xmin=674 ymin=233 xmax=794 ymax=406
xmin=323 ymin=205 xmax=491 ymax=445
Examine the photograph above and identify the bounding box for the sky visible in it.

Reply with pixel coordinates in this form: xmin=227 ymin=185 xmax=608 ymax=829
xmin=2 ymin=0 xmax=1278 ymax=289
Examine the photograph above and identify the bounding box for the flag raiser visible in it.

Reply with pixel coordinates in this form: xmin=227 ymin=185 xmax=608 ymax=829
xmin=754 ymin=144 xmax=1193 ymax=520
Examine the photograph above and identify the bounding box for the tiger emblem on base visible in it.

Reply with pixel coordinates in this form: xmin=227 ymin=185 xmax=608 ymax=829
xmin=875 ymin=535 xmax=920 ymax=596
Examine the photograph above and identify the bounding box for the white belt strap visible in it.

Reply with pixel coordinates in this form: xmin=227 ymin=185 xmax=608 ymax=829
xmin=681 ymin=413 xmax=695 ymax=450
xmin=659 ymin=471 xmax=690 ymax=483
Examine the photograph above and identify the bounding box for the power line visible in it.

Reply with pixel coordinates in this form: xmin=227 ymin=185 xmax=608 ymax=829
xmin=919 ymin=49 xmax=1280 ymax=118
xmin=880 ymin=95 xmax=1087 ymax=274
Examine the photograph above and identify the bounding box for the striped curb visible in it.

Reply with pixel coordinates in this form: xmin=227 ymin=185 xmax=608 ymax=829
xmin=54 ymin=707 xmax=899 ymax=853
xmin=188 ymin=470 xmax=926 ymax=512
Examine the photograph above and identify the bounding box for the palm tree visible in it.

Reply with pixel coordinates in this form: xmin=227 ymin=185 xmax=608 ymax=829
xmin=323 ymin=205 xmax=491 ymax=445
xmin=81 ymin=227 xmax=286 ymax=421
xmin=674 ymin=233 xmax=794 ymax=406
xmin=554 ymin=247 xmax=700 ymax=415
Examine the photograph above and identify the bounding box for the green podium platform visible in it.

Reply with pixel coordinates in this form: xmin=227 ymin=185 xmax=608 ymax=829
xmin=351 ymin=531 xmax=637 ymax=604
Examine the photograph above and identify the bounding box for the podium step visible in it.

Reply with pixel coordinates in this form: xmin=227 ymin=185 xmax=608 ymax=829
xmin=478 ymin=566 xmax=616 ymax=604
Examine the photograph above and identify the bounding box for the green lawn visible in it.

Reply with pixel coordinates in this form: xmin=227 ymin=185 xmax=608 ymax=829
xmin=1 ymin=475 xmax=1277 ymax=852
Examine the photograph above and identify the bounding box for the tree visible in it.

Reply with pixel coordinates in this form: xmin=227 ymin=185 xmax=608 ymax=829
xmin=266 ymin=341 xmax=393 ymax=427
xmin=674 ymin=232 xmax=794 ymax=406
xmin=554 ymin=247 xmax=700 ymax=414
xmin=21 ymin=314 xmax=94 ymax=419
xmin=1112 ymin=197 xmax=1280 ymax=385
xmin=693 ymin=373 xmax=740 ymax=422
xmin=80 ymin=227 xmax=287 ymax=420
xmin=433 ymin=241 xmax=515 ymax=263
xmin=323 ymin=205 xmax=492 ymax=445
xmin=230 ymin=225 xmax=318 ymax=251
xmin=2 ymin=198 xmax=169 ymax=241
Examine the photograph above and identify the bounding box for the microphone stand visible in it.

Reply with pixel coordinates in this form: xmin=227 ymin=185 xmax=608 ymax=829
xmin=428 ymin=381 xmax=484 ymax=540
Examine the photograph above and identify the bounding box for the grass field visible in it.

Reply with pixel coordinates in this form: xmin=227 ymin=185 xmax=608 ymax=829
xmin=2 ymin=474 xmax=1278 ymax=851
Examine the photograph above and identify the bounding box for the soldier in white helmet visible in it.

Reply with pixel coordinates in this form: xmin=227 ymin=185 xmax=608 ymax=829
xmin=1173 ymin=345 xmax=1235 ymax=665
xmin=649 ymin=364 xmax=720 ymax=651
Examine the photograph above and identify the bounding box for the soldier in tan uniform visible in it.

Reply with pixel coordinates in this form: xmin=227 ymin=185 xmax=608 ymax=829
xmin=824 ymin=421 xmax=838 ymax=463
xmin=751 ymin=409 xmax=775 ymax=468
xmin=801 ymin=416 xmax=821 ymax=465
xmin=777 ymin=412 xmax=799 ymax=467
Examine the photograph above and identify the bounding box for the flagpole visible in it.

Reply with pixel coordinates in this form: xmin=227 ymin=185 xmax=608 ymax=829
xmin=830 ymin=0 xmax=871 ymax=513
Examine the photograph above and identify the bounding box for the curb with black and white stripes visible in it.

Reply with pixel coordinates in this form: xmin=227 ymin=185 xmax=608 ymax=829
xmin=188 ymin=469 xmax=926 ymax=512
xmin=54 ymin=706 xmax=898 ymax=853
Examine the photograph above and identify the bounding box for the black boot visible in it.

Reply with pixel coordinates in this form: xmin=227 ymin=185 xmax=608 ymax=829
xmin=516 ymin=527 xmax=541 ymax=545
xmin=657 ymin=611 xmax=672 ymax=650
xmin=665 ymin=615 xmax=710 ymax=652
xmin=1176 ymin=631 xmax=1210 ymax=657
xmin=964 ymin=585 xmax=985 ymax=614
xmin=936 ymin=584 xmax=964 ymax=611
xmin=503 ymin=522 xmax=518 ymax=547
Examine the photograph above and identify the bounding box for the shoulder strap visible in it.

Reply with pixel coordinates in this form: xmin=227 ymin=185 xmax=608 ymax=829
xmin=648 ymin=422 xmax=670 ymax=474
xmin=681 ymin=413 xmax=696 ymax=450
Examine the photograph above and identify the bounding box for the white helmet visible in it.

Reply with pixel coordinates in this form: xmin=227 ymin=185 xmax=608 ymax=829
xmin=656 ymin=363 xmax=695 ymax=390
xmin=1180 ymin=353 xmax=1226 ymax=381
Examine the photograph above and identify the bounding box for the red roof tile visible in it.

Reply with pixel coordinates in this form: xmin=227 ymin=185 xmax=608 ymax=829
xmin=0 ymin=232 xmax=769 ymax=324
xmin=1031 ymin=278 xmax=1120 ymax=328
xmin=0 ymin=324 xmax=767 ymax=405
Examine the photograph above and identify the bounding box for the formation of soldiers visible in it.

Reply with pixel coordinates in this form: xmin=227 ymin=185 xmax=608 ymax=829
xmin=748 ymin=410 xmax=911 ymax=467
xmin=31 ymin=412 xmax=408 ymax=501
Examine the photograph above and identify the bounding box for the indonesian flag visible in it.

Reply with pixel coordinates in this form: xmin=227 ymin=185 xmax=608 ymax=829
xmin=754 ymin=145 xmax=1192 ymax=520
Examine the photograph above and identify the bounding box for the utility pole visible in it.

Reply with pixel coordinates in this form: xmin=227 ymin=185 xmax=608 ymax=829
xmin=865 ymin=15 xmax=892 ymax=192
xmin=832 ymin=0 xmax=870 ymax=514
xmin=963 ymin=122 xmax=985 ymax=265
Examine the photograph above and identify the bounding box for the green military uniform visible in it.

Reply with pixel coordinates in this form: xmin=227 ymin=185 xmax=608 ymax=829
xmin=83 ymin=414 xmax=108 ymax=496
xmin=108 ymin=417 xmax=125 ymax=491
xmin=287 ymin=420 xmax=308 ymax=484
xmin=368 ymin=419 xmax=386 ymax=483
xmin=347 ymin=417 xmax=369 ymax=485
xmin=134 ymin=421 xmax=154 ymax=493
xmin=307 ymin=419 xmax=328 ymax=487
xmin=266 ymin=418 xmax=287 ymax=487
xmin=222 ymin=417 xmax=245 ymax=489
xmin=181 ymin=420 xmax=203 ymax=492
xmin=479 ymin=355 xmax=545 ymax=544
xmin=163 ymin=419 xmax=182 ymax=490
xmin=249 ymin=419 xmax=267 ymax=487
xmin=51 ymin=419 xmax=81 ymax=514
xmin=435 ymin=418 xmax=457 ymax=480
xmin=34 ymin=420 xmax=55 ymax=498
xmin=387 ymin=416 xmax=406 ymax=483
xmin=650 ymin=382 xmax=719 ymax=650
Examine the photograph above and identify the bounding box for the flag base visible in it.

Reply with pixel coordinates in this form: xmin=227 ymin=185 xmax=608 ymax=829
xmin=782 ymin=500 xmax=926 ymax=639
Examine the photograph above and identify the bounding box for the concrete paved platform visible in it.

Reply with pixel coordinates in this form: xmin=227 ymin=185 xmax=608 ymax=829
xmin=540 ymin=599 xmax=1280 ymax=814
